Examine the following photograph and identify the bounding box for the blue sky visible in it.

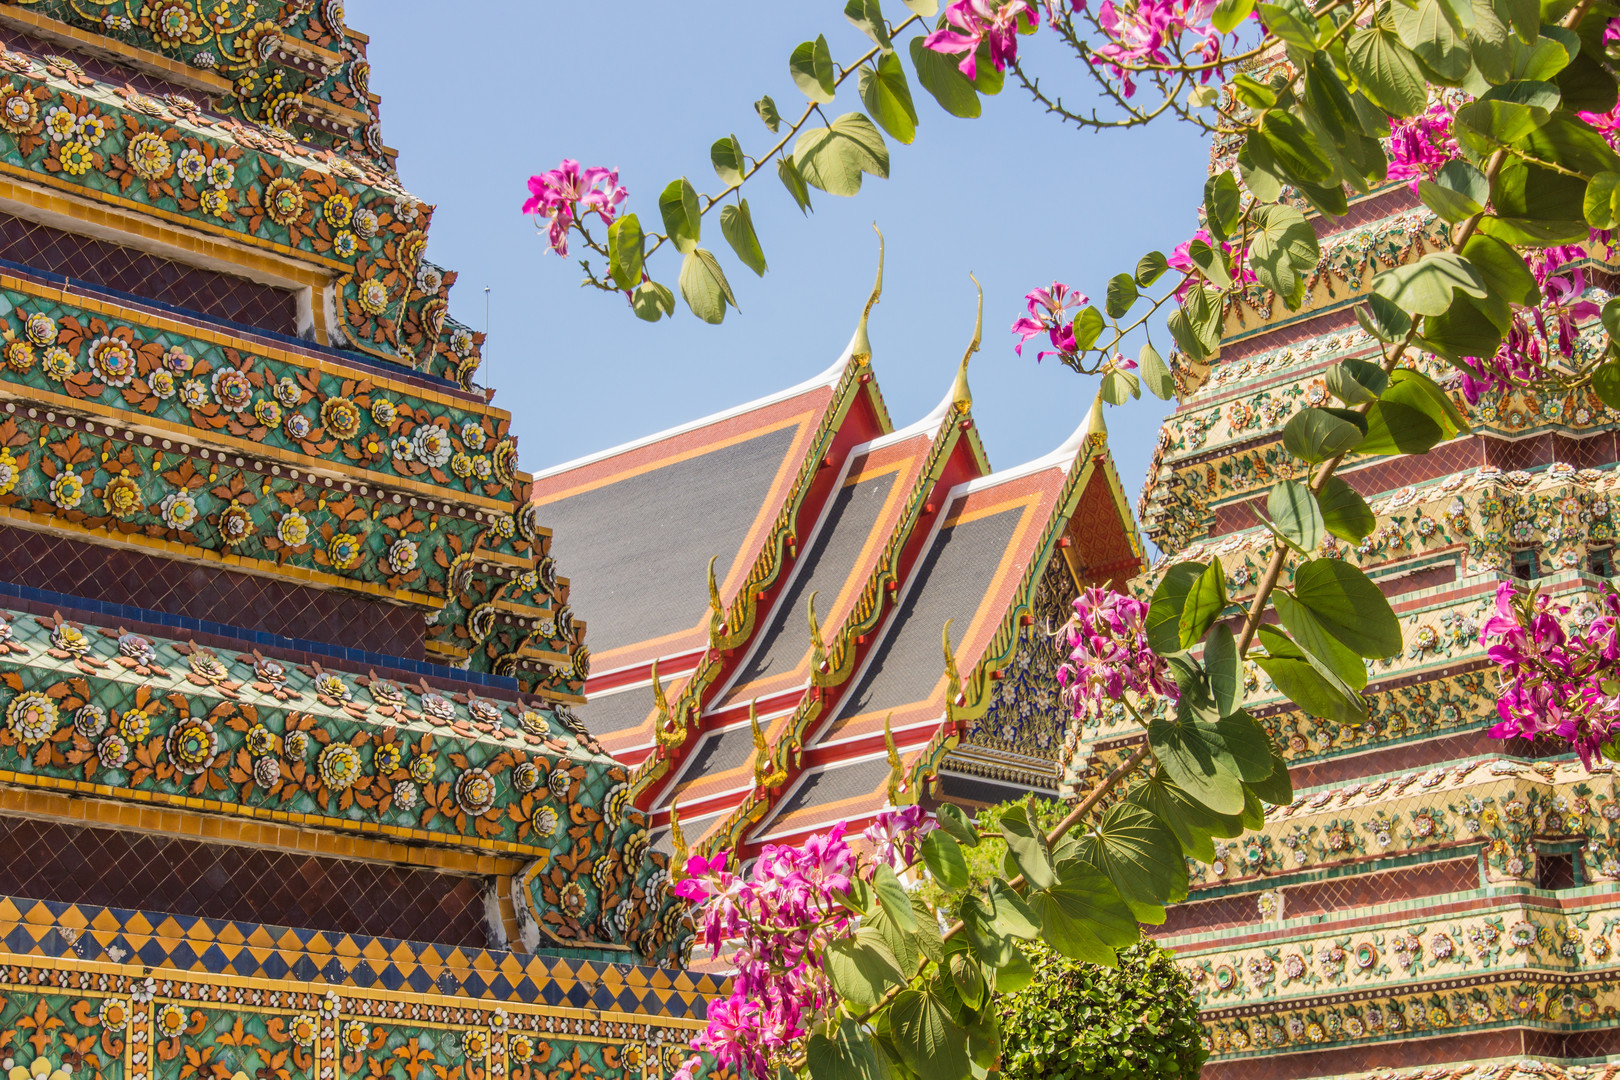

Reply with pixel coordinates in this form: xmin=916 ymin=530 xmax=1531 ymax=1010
xmin=348 ymin=1 xmax=1211 ymax=513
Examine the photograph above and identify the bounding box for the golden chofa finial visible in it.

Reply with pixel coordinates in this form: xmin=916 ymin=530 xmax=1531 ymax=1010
xmin=749 ymin=698 xmax=768 ymax=754
xmin=1086 ymin=388 xmax=1109 ymax=449
xmin=850 ymin=224 xmax=884 ymax=366
xmin=653 ymin=659 xmax=688 ymax=749
xmin=669 ymin=801 xmax=689 ymax=878
xmin=706 ymin=554 xmax=725 ymax=646
xmin=951 ymin=274 xmax=981 ymax=415
xmin=884 ymin=713 xmax=904 ymax=803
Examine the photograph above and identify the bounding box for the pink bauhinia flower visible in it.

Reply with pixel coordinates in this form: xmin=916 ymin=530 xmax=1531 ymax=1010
xmin=1384 ymin=101 xmax=1461 ymax=188
xmin=1012 ymin=280 xmax=1087 ymax=358
xmin=1043 ymin=0 xmax=1084 ymax=23
xmin=521 ymin=159 xmax=627 ymax=257
xmin=1057 ymin=586 xmax=1178 ymax=718
xmin=673 ymin=820 xmax=875 ymax=1077
xmin=924 ymin=0 xmax=1036 ymax=80
xmin=1092 ymin=0 xmax=1225 ymax=96
xmin=1167 ymin=227 xmax=1255 ymax=298
xmin=1482 ymin=581 xmax=1620 ymax=766
xmin=863 ymin=804 xmax=936 ymax=869
xmin=1452 ymin=247 xmax=1601 ymax=405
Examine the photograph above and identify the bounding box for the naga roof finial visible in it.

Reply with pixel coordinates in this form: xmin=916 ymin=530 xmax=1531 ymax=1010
xmin=650 ymin=657 xmax=669 ymax=722
xmin=652 ymin=658 xmax=690 ymax=750
xmin=749 ymin=698 xmax=767 ymax=754
xmin=850 ymin=224 xmax=884 ymax=366
xmin=943 ymin=617 xmax=963 ymax=706
xmin=951 ymin=273 xmax=981 ymax=415
xmin=884 ymin=713 xmax=904 ymax=803
xmin=807 ymin=590 xmax=827 ymax=672
xmin=706 ymin=554 xmax=724 ymax=645
xmin=669 ymin=801 xmax=689 ymax=878
xmin=750 ymin=699 xmax=786 ymax=788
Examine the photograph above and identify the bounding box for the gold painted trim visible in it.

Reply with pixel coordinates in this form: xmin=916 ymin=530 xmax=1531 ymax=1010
xmin=0 ymin=167 xmax=352 ymax=281
xmin=478 ymin=547 xmax=550 ymax=571
xmin=515 ymin=647 xmax=572 ymax=666
xmin=297 ymin=92 xmax=372 ymax=131
xmin=424 ymin=639 xmax=469 ymax=658
xmin=274 ymin=32 xmax=345 ymax=72
xmin=527 ymin=685 xmax=586 ymax=705
xmin=0 ymin=773 xmax=549 ymax=864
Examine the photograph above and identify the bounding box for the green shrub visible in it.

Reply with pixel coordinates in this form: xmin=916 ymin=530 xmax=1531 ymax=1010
xmin=996 ymin=939 xmax=1207 ymax=1080
xmin=918 ymin=795 xmax=1206 ymax=1078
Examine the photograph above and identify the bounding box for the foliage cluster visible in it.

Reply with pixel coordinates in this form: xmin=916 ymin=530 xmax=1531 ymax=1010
xmin=996 ymin=941 xmax=1207 ymax=1080
xmin=530 ymin=0 xmax=1620 ymax=1074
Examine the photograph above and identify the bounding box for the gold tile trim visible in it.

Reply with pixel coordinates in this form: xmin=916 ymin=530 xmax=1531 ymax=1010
xmin=0 ymin=781 xmax=546 ymax=868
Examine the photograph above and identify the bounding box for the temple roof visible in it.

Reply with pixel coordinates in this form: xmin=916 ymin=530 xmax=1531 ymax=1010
xmin=655 ymin=380 xmax=982 ymax=817
xmin=531 ymin=352 xmax=883 ymax=671
xmin=751 ymin=403 xmax=1142 ymax=848
xmin=530 ymin=288 xmax=1143 ymax=863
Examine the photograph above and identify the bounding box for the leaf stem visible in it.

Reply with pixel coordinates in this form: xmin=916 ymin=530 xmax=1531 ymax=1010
xmin=636 ymin=13 xmax=924 ymax=267
xmin=937 ymin=740 xmax=1153 ymax=944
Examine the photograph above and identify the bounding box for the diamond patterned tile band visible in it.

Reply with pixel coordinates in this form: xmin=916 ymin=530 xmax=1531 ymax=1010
xmin=0 ymin=892 xmax=723 ymax=1020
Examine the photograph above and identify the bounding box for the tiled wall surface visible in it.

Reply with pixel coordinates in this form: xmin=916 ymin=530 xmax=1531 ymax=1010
xmin=0 ymin=524 xmax=426 ymax=659
xmin=0 ymin=815 xmax=491 ymax=948
xmin=0 ymin=209 xmax=300 ymax=335
xmin=1206 ymin=1029 xmax=1620 ymax=1080
xmin=1162 ymin=858 xmax=1482 ymax=936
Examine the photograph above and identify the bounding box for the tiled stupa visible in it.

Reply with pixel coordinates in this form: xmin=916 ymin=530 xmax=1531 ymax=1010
xmin=1107 ymin=121 xmax=1620 ymax=1076
xmin=0 ymin=3 xmax=713 ymax=1078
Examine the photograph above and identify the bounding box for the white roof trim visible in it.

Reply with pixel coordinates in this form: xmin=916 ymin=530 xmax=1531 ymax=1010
xmin=947 ymin=397 xmax=1100 ymax=497
xmin=841 ymin=401 xmax=940 ymax=459
xmin=531 ymin=334 xmax=858 ymax=480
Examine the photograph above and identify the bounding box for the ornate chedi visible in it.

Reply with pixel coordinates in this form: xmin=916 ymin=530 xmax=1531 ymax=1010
xmin=1108 ymin=124 xmax=1620 ymax=1076
xmin=532 ymin=271 xmax=1144 ymax=868
xmin=0 ymin=4 xmax=713 ymax=1079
